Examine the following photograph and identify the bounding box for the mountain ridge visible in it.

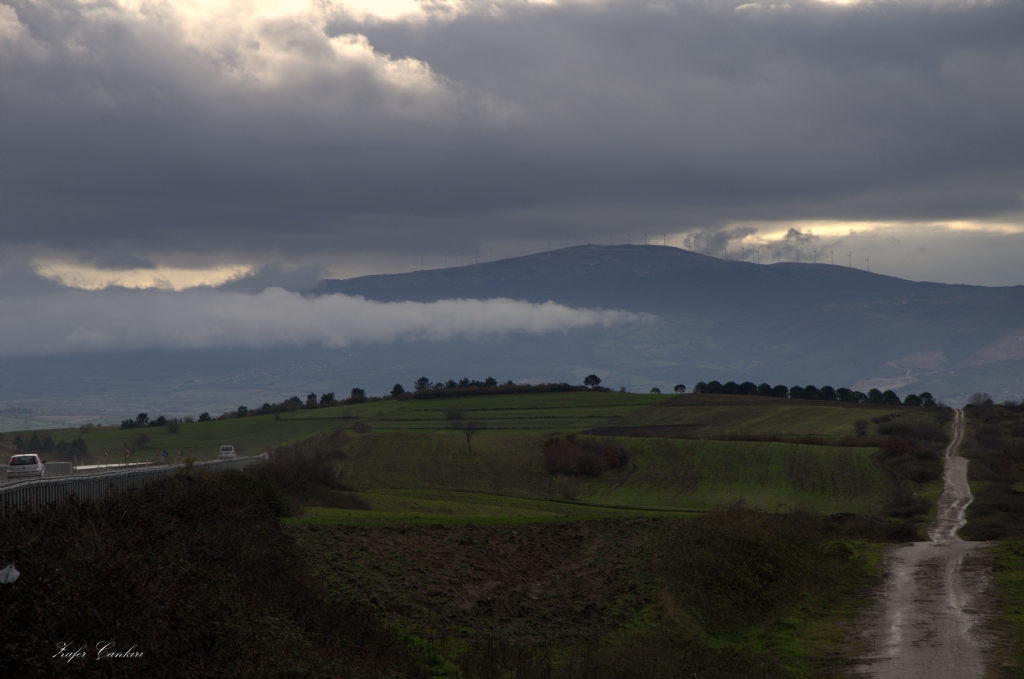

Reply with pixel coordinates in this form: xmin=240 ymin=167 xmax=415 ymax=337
xmin=312 ymin=245 xmax=1024 ymax=393
xmin=3 ymin=245 xmax=1022 ymax=426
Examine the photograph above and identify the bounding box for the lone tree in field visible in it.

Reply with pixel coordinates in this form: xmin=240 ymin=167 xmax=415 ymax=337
xmin=584 ymin=374 xmax=602 ymax=388
xmin=391 ymin=383 xmax=405 ymax=396
xmin=674 ymin=384 xmax=686 ymax=393
xmin=650 ymin=387 xmax=661 ymax=394
xmin=459 ymin=420 xmax=486 ymax=454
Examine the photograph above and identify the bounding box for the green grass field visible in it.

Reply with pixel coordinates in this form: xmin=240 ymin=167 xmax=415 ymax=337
xmin=3 ymin=393 xmax=943 ymax=679
xmin=286 ymin=489 xmax=700 ymax=526
xmin=600 ymin=394 xmax=938 ymax=438
xmin=5 ymin=392 xmax=904 ymax=516
xmin=11 ymin=391 xmax=916 ymax=464
xmin=333 ymin=432 xmax=890 ymax=515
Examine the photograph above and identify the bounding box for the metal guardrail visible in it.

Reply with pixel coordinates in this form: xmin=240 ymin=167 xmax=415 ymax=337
xmin=0 ymin=454 xmax=269 ymax=517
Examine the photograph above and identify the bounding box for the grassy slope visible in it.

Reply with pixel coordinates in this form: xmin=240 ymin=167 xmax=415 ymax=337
xmin=334 ymin=432 xmax=890 ymax=515
xmin=605 ymin=394 xmax=939 ymax=438
xmin=293 ymin=508 xmax=902 ymax=679
xmin=284 ymin=489 xmax=699 ymax=526
xmin=2 ymin=394 xmax=931 ymax=678
xmin=4 ymin=393 xmax=901 ymax=519
xmin=11 ymin=392 xmax=667 ymax=463
xmin=10 ymin=392 xmax=919 ymax=464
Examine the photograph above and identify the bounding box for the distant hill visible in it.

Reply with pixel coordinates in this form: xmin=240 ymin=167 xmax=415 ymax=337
xmin=312 ymin=245 xmax=1024 ymax=402
xmin=3 ymin=245 xmax=1022 ymax=426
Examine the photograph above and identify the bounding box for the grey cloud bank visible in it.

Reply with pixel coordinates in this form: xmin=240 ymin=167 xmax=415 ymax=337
xmin=0 ymin=289 xmax=639 ymax=356
xmin=1 ymin=0 xmax=1023 ymax=282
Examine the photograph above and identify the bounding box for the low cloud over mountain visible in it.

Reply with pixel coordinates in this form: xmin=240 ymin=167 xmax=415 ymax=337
xmin=0 ymin=288 xmax=639 ymax=357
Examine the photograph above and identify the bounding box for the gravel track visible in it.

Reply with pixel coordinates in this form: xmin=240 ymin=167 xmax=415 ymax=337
xmin=850 ymin=409 xmax=995 ymax=679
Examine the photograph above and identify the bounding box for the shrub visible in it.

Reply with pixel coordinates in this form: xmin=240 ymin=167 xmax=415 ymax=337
xmin=882 ymin=490 xmax=932 ymax=518
xmin=256 ymin=431 xmax=368 ymax=510
xmin=879 ymin=436 xmax=941 ymax=484
xmin=877 ymin=421 xmax=947 ymax=442
xmin=352 ymin=421 xmax=372 ymax=434
xmin=542 ymin=435 xmax=628 ymax=477
xmin=976 ymin=425 xmax=1005 ymax=449
xmin=970 ymin=392 xmax=994 ymax=407
xmin=961 ymin=483 xmax=1024 ymax=540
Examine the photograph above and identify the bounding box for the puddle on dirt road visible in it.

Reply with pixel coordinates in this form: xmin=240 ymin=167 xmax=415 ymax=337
xmin=848 ymin=410 xmax=997 ymax=679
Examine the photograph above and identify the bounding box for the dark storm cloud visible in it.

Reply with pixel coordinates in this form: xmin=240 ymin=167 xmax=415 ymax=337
xmin=2 ymin=0 xmax=1023 ymax=263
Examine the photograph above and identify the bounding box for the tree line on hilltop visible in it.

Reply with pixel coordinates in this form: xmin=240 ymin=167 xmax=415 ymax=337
xmin=9 ymin=431 xmax=88 ymax=458
xmin=688 ymin=380 xmax=936 ymax=407
xmin=109 ymin=372 xmax=939 ymax=434
xmin=117 ymin=376 xmax=601 ymax=428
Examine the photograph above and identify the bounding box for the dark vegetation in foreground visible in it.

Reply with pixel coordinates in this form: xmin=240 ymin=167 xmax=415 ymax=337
xmin=960 ymin=398 xmax=1024 ymax=540
xmin=1 ymin=452 xmax=919 ymax=679
xmin=0 ymin=391 xmax=964 ymax=677
xmin=298 ymin=507 xmax=915 ymax=679
xmin=0 ymin=472 xmax=422 ymax=679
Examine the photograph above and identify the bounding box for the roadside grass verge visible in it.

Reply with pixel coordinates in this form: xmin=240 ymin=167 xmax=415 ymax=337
xmin=990 ymin=541 xmax=1024 ymax=678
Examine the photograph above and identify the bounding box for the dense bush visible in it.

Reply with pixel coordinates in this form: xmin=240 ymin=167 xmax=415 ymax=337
xmin=254 ymin=431 xmax=369 ymax=510
xmin=0 ymin=472 xmax=418 ymax=679
xmin=955 ymin=405 xmax=1024 ymax=539
xmin=876 ymin=421 xmax=947 ymax=442
xmin=542 ymin=435 xmax=628 ymax=477
xmin=878 ymin=435 xmax=942 ymax=485
xmin=960 ymin=482 xmax=1024 ymax=540
xmin=882 ymin=489 xmax=933 ymax=518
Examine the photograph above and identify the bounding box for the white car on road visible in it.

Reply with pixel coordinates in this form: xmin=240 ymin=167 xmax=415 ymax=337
xmin=8 ymin=454 xmax=46 ymax=479
xmin=218 ymin=445 xmax=236 ymax=460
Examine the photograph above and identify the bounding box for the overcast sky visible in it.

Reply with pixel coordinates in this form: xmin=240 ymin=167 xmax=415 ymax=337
xmin=3 ymin=0 xmax=1024 ymax=296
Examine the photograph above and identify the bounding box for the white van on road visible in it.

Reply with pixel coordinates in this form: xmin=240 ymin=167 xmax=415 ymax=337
xmin=218 ymin=445 xmax=236 ymax=460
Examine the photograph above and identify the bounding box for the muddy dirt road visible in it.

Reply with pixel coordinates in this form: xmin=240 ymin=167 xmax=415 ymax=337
xmin=850 ymin=409 xmax=995 ymax=679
